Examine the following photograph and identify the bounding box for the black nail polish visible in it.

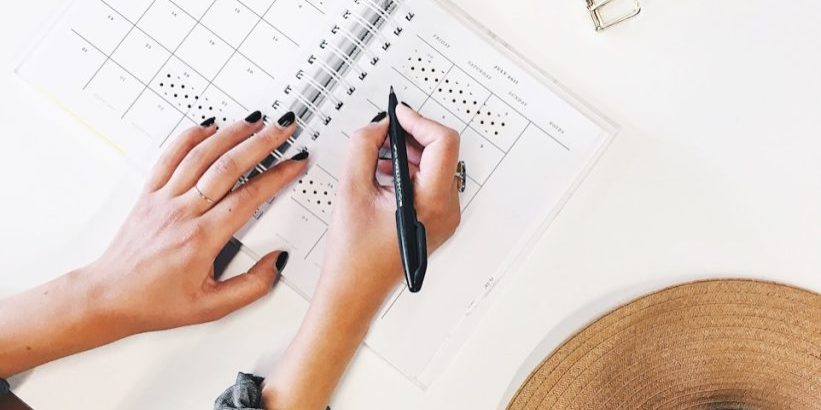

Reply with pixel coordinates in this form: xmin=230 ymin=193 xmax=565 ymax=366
xmin=371 ymin=111 xmax=387 ymax=123
xmin=278 ymin=111 xmax=296 ymax=127
xmin=275 ymin=252 xmax=290 ymax=274
xmin=291 ymin=151 xmax=309 ymax=161
xmin=401 ymin=101 xmax=412 ymax=109
xmin=245 ymin=110 xmax=262 ymax=123
xmin=200 ymin=117 xmax=216 ymax=127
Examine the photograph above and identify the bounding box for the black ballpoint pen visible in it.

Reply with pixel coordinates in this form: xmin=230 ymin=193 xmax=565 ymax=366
xmin=388 ymin=86 xmax=428 ymax=293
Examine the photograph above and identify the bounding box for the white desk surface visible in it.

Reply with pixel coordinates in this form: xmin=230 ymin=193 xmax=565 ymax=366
xmin=1 ymin=1 xmax=819 ymax=408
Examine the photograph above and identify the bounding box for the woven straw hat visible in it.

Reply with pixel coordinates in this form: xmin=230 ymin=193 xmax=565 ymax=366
xmin=507 ymin=280 xmax=821 ymax=409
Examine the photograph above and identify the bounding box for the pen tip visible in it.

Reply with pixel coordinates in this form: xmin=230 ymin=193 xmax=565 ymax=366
xmin=390 ymin=85 xmax=395 ymax=93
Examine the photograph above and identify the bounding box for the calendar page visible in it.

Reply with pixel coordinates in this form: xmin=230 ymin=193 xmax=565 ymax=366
xmin=17 ymin=0 xmax=345 ymax=168
xmin=18 ymin=0 xmax=616 ymax=387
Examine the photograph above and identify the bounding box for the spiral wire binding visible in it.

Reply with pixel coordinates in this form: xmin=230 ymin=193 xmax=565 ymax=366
xmin=318 ymin=41 xmax=368 ymax=80
xmin=302 ymin=74 xmax=345 ymax=110
xmin=238 ymin=0 xmax=404 ymax=217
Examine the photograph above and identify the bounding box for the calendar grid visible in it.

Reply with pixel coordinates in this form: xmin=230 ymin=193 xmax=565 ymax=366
xmin=84 ymin=0 xmax=281 ymax=130
xmin=165 ymin=0 xmax=291 ymax=73
xmin=82 ymin=1 xmax=157 ymax=91
xmin=159 ymin=0 xmax=280 ymax=145
xmin=414 ymin=34 xmax=570 ymax=152
xmin=119 ymin=0 xmax=219 ymax=122
xmin=72 ymin=0 xmax=320 ymax=151
xmin=70 ymin=29 xmax=190 ymax=122
xmin=235 ymin=0 xmax=326 ymax=47
xmin=389 ymin=54 xmax=506 ymax=156
xmin=387 ymin=51 xmax=495 ymax=187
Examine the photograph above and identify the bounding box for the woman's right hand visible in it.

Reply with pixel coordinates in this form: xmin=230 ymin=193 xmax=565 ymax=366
xmin=317 ymin=104 xmax=463 ymax=314
xmin=262 ymin=106 xmax=462 ymax=410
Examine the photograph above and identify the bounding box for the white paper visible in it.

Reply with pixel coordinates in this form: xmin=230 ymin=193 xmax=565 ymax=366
xmin=17 ymin=0 xmax=614 ymax=387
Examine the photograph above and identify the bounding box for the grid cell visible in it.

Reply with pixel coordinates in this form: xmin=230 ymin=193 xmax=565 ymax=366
xmin=265 ymin=0 xmax=327 ymax=47
xmin=85 ymin=61 xmax=144 ymax=116
xmin=67 ymin=0 xmax=132 ymax=55
xmin=149 ymin=57 xmax=210 ymax=112
xmin=214 ymin=54 xmax=281 ymax=110
xmin=175 ymin=24 xmax=234 ymax=80
xmin=172 ymin=0 xmax=213 ymax=20
xmin=201 ymin=0 xmax=258 ymax=47
xmin=104 ymin=0 xmax=153 ymax=22
xmin=111 ymin=29 xmax=170 ymax=83
xmin=138 ymin=0 xmax=196 ymax=50
xmin=239 ymin=21 xmax=301 ymax=80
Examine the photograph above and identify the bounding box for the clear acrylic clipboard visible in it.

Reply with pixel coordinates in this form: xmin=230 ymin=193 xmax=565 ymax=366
xmin=15 ymin=0 xmax=619 ymax=389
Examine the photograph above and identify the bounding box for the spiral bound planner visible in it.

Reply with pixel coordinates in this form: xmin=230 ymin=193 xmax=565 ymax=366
xmin=17 ymin=0 xmax=617 ymax=387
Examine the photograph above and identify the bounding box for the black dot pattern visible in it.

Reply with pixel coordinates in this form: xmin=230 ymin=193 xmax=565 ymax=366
xmin=156 ymin=69 xmax=236 ymax=127
xmin=473 ymin=107 xmax=509 ymax=138
xmin=468 ymin=97 xmax=527 ymax=151
xmin=433 ymin=68 xmax=488 ymax=122
xmin=402 ymin=48 xmax=449 ymax=93
xmin=158 ymin=71 xmax=202 ymax=111
xmin=292 ymin=166 xmax=337 ymax=223
xmin=187 ymin=94 xmax=234 ymax=125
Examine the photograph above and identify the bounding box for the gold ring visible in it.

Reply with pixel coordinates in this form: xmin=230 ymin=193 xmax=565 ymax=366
xmin=194 ymin=185 xmax=216 ymax=205
xmin=455 ymin=161 xmax=467 ymax=193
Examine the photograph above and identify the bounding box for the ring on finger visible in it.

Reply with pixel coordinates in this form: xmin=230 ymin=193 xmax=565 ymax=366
xmin=194 ymin=184 xmax=217 ymax=205
xmin=455 ymin=161 xmax=467 ymax=193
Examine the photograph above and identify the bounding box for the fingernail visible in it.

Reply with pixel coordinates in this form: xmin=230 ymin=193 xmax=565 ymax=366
xmin=245 ymin=110 xmax=262 ymax=123
xmin=290 ymin=150 xmax=309 ymax=161
xmin=275 ymin=252 xmax=290 ymax=274
xmin=200 ymin=117 xmax=216 ymax=127
xmin=371 ymin=111 xmax=387 ymax=123
xmin=278 ymin=111 xmax=296 ymax=127
xmin=401 ymin=101 xmax=412 ymax=109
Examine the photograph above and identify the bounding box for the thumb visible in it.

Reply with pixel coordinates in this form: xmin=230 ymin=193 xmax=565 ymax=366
xmin=343 ymin=118 xmax=389 ymax=189
xmin=200 ymin=251 xmax=288 ymax=321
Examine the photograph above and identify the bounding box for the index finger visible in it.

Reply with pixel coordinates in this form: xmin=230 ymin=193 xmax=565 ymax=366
xmin=395 ymin=104 xmax=460 ymax=194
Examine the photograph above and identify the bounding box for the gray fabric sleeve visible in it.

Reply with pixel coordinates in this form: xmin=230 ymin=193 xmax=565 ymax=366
xmin=214 ymin=373 xmax=330 ymax=410
xmin=214 ymin=373 xmax=266 ymax=410
xmin=0 ymin=378 xmax=9 ymax=396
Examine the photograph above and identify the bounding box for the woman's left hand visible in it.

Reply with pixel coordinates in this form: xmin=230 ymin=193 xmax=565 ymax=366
xmin=89 ymin=112 xmax=308 ymax=333
xmin=0 ymin=112 xmax=309 ymax=378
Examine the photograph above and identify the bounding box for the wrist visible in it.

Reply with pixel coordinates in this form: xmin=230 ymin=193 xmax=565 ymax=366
xmin=314 ymin=265 xmax=401 ymax=325
xmin=70 ymin=263 xmax=139 ymax=339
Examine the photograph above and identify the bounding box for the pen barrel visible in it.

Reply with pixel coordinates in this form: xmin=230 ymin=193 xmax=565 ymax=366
xmin=395 ymin=207 xmax=420 ymax=289
xmin=389 ymin=89 xmax=427 ymax=292
xmin=388 ymin=95 xmax=414 ymax=209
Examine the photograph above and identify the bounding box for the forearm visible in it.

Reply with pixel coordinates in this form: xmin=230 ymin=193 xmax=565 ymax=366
xmin=261 ymin=266 xmax=397 ymax=410
xmin=0 ymin=267 xmax=130 ymax=378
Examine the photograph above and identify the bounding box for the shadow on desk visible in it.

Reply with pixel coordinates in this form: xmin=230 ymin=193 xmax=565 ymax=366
xmin=0 ymin=393 xmax=34 ymax=410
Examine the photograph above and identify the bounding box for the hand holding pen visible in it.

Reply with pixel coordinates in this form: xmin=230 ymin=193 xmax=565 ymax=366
xmin=261 ymin=104 xmax=463 ymax=407
xmin=314 ymin=101 xmax=462 ymax=309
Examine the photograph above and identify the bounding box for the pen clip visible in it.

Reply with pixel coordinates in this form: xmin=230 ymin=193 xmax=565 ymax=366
xmin=409 ymin=221 xmax=428 ymax=293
